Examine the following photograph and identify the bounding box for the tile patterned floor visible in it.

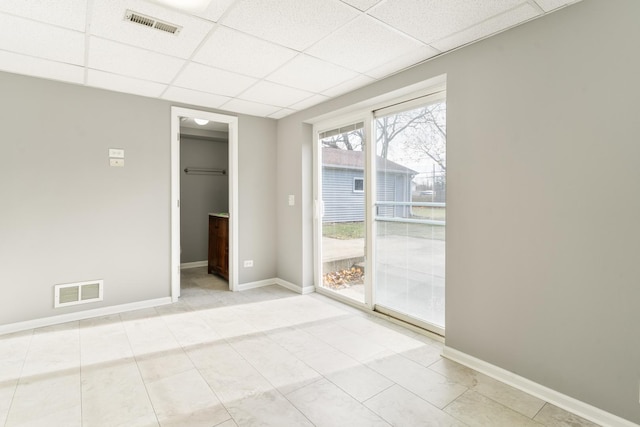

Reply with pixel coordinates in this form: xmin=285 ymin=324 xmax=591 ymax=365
xmin=0 ymin=267 xmax=600 ymax=426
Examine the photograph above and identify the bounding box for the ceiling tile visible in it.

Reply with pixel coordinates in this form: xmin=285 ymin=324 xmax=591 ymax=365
xmin=0 ymin=14 xmax=85 ymax=65
xmin=220 ymin=0 xmax=360 ymax=51
xmin=87 ymin=70 xmax=167 ymax=97
xmin=88 ymin=37 xmax=185 ymax=83
xmin=173 ymin=62 xmax=257 ymax=97
xmin=267 ymin=54 xmax=359 ymax=93
xmin=90 ymin=0 xmax=214 ymax=59
xmin=268 ymin=108 xmax=296 ymax=119
xmin=162 ymin=86 xmax=230 ymax=108
xmin=365 ymin=45 xmax=439 ymax=79
xmin=321 ymin=74 xmax=375 ymax=98
xmin=238 ymin=81 xmax=314 ymax=108
xmin=148 ymin=0 xmax=236 ymax=21
xmin=432 ymin=3 xmax=540 ymax=52
xmin=0 ymin=0 xmax=87 ymax=31
xmin=288 ymin=94 xmax=331 ymax=111
xmin=219 ymin=99 xmax=282 ymax=117
xmin=534 ymin=0 xmax=581 ymax=12
xmin=0 ymin=0 xmax=587 ymax=119
xmin=0 ymin=50 xmax=85 ymax=84
xmin=194 ymin=26 xmax=297 ymax=78
xmin=340 ymin=0 xmax=383 ymax=12
xmin=197 ymin=0 xmax=238 ymax=22
xmin=369 ymin=0 xmax=523 ymax=44
xmin=307 ymin=15 xmax=424 ymax=74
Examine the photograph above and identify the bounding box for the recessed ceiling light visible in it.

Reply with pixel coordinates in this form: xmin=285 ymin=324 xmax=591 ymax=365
xmin=194 ymin=118 xmax=209 ymax=125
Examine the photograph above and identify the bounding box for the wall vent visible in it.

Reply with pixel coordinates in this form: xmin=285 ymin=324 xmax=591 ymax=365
xmin=54 ymin=280 xmax=104 ymax=308
xmin=124 ymin=10 xmax=181 ymax=35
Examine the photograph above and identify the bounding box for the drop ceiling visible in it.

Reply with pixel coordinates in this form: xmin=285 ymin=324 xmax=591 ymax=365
xmin=0 ymin=0 xmax=581 ymax=119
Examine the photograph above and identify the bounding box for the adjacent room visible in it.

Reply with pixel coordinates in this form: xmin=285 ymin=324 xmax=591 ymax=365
xmin=1 ymin=0 xmax=639 ymax=426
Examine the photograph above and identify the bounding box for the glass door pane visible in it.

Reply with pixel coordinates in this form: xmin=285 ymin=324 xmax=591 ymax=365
xmin=374 ymin=99 xmax=446 ymax=330
xmin=318 ymin=123 xmax=366 ymax=304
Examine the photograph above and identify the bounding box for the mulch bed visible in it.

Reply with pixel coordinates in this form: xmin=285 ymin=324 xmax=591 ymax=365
xmin=322 ymin=267 xmax=364 ymax=290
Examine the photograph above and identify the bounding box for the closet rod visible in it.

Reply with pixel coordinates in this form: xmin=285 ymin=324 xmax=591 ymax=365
xmin=183 ymin=167 xmax=226 ymax=175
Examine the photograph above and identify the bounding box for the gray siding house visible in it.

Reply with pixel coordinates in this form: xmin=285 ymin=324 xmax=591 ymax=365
xmin=322 ymin=147 xmax=417 ymax=223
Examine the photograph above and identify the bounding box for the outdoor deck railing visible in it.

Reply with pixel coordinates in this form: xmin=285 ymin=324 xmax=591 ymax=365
xmin=375 ymin=201 xmax=446 ymax=226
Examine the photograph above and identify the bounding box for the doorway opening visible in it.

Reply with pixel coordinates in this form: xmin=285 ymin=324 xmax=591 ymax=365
xmin=170 ymin=107 xmax=239 ymax=300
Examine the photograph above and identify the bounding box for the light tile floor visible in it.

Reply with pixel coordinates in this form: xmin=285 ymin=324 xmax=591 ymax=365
xmin=0 ymin=267 xmax=601 ymax=427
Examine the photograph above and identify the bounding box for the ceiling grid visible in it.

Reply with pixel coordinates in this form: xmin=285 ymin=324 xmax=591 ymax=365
xmin=0 ymin=0 xmax=583 ymax=118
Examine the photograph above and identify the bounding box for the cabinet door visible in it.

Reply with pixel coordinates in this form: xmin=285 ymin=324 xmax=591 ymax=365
xmin=208 ymin=216 xmax=217 ymax=274
xmin=219 ymin=218 xmax=229 ymax=279
xmin=214 ymin=219 xmax=227 ymax=277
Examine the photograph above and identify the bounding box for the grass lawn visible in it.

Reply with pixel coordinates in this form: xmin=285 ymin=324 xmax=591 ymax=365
xmin=412 ymin=206 xmax=446 ymax=221
xmin=323 ymin=222 xmax=365 ymax=239
xmin=323 ymin=220 xmax=445 ymax=241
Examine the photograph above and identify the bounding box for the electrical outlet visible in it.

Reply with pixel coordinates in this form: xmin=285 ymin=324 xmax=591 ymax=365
xmin=288 ymin=195 xmax=295 ymax=206
xmin=244 ymin=260 xmax=253 ymax=268
xmin=110 ymin=158 xmax=124 ymax=167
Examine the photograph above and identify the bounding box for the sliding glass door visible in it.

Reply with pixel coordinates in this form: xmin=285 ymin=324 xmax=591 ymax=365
xmin=314 ymin=92 xmax=446 ymax=334
xmin=373 ymin=96 xmax=446 ymax=332
xmin=316 ymin=121 xmax=367 ymax=305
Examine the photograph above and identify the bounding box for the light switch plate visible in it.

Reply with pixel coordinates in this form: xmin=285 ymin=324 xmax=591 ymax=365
xmin=110 ymin=158 xmax=124 ymax=167
xmin=288 ymin=195 xmax=295 ymax=206
xmin=109 ymin=148 xmax=125 ymax=158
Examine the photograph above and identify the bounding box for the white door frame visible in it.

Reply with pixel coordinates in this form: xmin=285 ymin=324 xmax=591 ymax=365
xmin=170 ymin=106 xmax=239 ymax=300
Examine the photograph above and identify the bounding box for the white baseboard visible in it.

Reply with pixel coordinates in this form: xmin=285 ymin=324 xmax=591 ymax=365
xmin=274 ymin=278 xmax=315 ymax=295
xmin=180 ymin=260 xmax=207 ymax=269
xmin=236 ymin=278 xmax=278 ymax=291
xmin=442 ymin=346 xmax=639 ymax=427
xmin=0 ymin=297 xmax=173 ymax=336
xmin=0 ymin=279 xmax=313 ymax=336
xmin=234 ymin=277 xmax=315 ymax=295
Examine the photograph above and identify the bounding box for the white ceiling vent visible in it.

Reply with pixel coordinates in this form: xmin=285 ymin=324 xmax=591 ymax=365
xmin=124 ymin=10 xmax=182 ymax=35
xmin=54 ymin=280 xmax=104 ymax=308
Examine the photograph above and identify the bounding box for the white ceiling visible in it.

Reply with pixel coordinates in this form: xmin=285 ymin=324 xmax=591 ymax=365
xmin=0 ymin=0 xmax=582 ymax=119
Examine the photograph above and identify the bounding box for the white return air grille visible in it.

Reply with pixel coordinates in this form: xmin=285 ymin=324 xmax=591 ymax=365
xmin=124 ymin=10 xmax=182 ymax=35
xmin=54 ymin=280 xmax=104 ymax=308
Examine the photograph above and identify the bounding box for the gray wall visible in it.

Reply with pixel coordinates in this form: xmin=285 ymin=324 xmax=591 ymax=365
xmin=0 ymin=71 xmax=278 ymax=324
xmin=277 ymin=0 xmax=640 ymax=423
xmin=179 ymin=136 xmax=228 ymax=264
xmin=0 ymin=74 xmax=170 ymax=324
xmin=276 ymin=120 xmax=304 ymax=286
xmin=238 ymin=115 xmax=278 ymax=283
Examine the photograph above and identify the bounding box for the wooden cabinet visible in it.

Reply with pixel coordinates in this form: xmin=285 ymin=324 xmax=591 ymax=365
xmin=208 ymin=215 xmax=229 ymax=280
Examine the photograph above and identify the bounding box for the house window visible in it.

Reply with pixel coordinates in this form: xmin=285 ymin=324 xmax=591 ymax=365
xmin=353 ymin=177 xmax=364 ymax=192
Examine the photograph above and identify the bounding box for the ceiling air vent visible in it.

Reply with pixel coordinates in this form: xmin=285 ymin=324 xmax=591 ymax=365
xmin=124 ymin=10 xmax=181 ymax=35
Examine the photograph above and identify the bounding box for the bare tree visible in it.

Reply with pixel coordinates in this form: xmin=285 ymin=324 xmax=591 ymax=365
xmin=403 ymin=103 xmax=446 ymax=170
xmin=321 ymin=129 xmax=364 ymax=151
xmin=376 ymin=108 xmax=433 ymax=159
xmin=406 ymin=132 xmax=446 ymax=170
xmin=320 ymin=101 xmax=446 ymax=169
